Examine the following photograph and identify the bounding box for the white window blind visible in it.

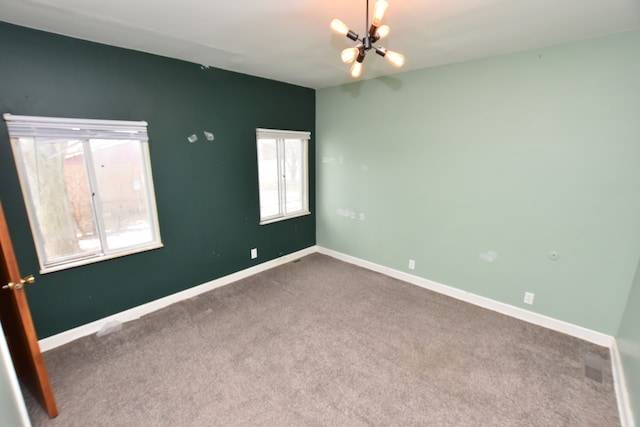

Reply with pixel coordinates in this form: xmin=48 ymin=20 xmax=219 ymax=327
xmin=3 ymin=114 xmax=149 ymax=140
xmin=256 ymin=128 xmax=311 ymax=141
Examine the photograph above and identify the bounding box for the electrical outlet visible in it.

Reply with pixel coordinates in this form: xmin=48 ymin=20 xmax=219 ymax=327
xmin=251 ymin=248 xmax=257 ymax=259
xmin=408 ymin=259 xmax=415 ymax=270
xmin=524 ymin=292 xmax=535 ymax=305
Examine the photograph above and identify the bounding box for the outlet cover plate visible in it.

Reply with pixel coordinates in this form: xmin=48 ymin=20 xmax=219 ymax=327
xmin=524 ymin=292 xmax=535 ymax=305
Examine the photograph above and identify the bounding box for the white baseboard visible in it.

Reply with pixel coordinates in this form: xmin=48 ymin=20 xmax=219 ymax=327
xmin=316 ymin=246 xmax=614 ymax=348
xmin=39 ymin=244 xmax=633 ymax=424
xmin=41 ymin=244 xmax=612 ymax=351
xmin=611 ymin=339 xmax=636 ymax=427
xmin=38 ymin=246 xmax=317 ymax=352
xmin=317 ymin=247 xmax=638 ymax=423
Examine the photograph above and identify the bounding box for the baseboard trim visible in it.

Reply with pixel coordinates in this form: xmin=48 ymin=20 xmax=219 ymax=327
xmin=40 ymin=244 xmax=631 ymax=423
xmin=611 ymin=339 xmax=636 ymax=427
xmin=38 ymin=246 xmax=317 ymax=352
xmin=41 ymin=244 xmax=614 ymax=349
xmin=316 ymin=249 xmax=640 ymax=422
xmin=316 ymin=246 xmax=614 ymax=348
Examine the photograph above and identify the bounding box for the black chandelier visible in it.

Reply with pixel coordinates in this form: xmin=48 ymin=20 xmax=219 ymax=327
xmin=331 ymin=0 xmax=405 ymax=78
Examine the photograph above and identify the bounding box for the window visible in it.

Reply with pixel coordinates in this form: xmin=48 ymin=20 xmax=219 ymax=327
xmin=256 ymin=128 xmax=310 ymax=224
xmin=4 ymin=114 xmax=162 ymax=273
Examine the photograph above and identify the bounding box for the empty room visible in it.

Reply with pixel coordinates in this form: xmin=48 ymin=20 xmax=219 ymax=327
xmin=0 ymin=0 xmax=639 ymax=425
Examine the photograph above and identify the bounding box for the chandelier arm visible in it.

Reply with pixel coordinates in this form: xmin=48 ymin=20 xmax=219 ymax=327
xmin=368 ymin=25 xmax=379 ymax=39
xmin=346 ymin=30 xmax=360 ymax=41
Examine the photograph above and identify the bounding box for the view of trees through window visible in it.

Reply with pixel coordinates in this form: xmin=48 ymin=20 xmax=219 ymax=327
xmin=14 ymin=137 xmax=156 ymax=267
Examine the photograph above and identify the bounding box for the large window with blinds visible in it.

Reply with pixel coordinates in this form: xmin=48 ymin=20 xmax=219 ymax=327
xmin=4 ymin=114 xmax=162 ymax=273
xmin=256 ymin=128 xmax=310 ymax=224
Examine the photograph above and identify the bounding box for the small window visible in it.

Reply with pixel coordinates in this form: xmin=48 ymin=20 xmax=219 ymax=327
xmin=256 ymin=128 xmax=310 ymax=224
xmin=4 ymin=114 xmax=162 ymax=273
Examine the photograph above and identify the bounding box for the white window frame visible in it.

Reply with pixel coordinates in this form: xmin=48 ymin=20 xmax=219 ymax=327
xmin=256 ymin=128 xmax=311 ymax=225
xmin=4 ymin=113 xmax=163 ymax=273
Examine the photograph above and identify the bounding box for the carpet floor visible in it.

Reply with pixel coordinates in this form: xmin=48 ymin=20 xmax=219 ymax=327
xmin=24 ymin=253 xmax=619 ymax=426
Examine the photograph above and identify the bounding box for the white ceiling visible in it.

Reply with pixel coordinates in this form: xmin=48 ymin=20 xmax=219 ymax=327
xmin=1 ymin=0 xmax=639 ymax=89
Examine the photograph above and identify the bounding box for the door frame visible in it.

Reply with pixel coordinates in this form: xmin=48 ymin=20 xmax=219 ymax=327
xmin=0 ymin=200 xmax=58 ymax=418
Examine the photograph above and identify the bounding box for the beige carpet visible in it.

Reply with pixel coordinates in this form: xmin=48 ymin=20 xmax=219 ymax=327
xmin=24 ymin=253 xmax=619 ymax=426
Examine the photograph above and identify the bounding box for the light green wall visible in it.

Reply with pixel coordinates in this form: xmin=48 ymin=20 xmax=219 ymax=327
xmin=618 ymin=258 xmax=640 ymax=425
xmin=316 ymin=30 xmax=640 ymax=335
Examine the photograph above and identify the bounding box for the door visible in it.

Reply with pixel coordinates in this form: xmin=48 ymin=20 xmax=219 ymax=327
xmin=0 ymin=201 xmax=58 ymax=418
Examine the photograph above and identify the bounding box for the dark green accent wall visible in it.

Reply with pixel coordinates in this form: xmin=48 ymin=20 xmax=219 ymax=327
xmin=0 ymin=21 xmax=316 ymax=338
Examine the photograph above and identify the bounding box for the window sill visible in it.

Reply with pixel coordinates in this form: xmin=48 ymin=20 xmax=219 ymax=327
xmin=39 ymin=242 xmax=164 ymax=274
xmin=259 ymin=211 xmax=311 ymax=225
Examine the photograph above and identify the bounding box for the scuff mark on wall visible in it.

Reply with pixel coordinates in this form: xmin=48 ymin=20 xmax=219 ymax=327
xmin=336 ymin=208 xmax=367 ymax=221
xmin=322 ymin=157 xmax=336 ymax=165
xmin=187 ymin=131 xmax=216 ymax=143
xmin=478 ymin=250 xmax=498 ymax=262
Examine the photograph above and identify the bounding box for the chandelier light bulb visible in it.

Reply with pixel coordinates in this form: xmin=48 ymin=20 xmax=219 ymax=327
xmin=384 ymin=50 xmax=405 ymax=68
xmin=330 ymin=19 xmax=350 ymax=36
xmin=350 ymin=61 xmax=363 ymax=78
xmin=341 ymin=47 xmax=360 ymax=64
xmin=372 ymin=0 xmax=389 ymax=26
xmin=376 ymin=25 xmax=390 ymax=39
